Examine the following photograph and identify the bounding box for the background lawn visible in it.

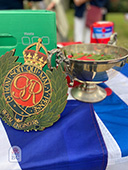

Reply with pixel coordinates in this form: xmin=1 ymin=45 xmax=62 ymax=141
xmin=66 ymin=10 xmax=128 ymax=49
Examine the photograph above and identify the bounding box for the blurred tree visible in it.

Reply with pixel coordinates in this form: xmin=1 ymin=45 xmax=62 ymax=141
xmin=109 ymin=0 xmax=128 ymax=12
xmin=68 ymin=0 xmax=128 ymax=12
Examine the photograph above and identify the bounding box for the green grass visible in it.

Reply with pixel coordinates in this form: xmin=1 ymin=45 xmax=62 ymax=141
xmin=66 ymin=10 xmax=128 ymax=49
xmin=66 ymin=9 xmax=74 ymax=42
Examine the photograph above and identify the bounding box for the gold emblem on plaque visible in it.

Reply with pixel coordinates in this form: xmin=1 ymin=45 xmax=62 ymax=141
xmin=0 ymin=39 xmax=68 ymax=131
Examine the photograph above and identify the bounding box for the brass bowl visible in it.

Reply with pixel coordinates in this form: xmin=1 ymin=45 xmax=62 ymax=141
xmin=59 ymin=43 xmax=128 ymax=103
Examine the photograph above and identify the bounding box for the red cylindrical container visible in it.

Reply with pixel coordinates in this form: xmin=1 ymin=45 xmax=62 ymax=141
xmin=90 ymin=21 xmax=114 ymax=44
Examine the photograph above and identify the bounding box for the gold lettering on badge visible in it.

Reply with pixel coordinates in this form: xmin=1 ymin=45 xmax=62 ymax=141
xmin=1 ymin=109 xmax=13 ymax=122
xmin=12 ymin=75 xmax=43 ymax=104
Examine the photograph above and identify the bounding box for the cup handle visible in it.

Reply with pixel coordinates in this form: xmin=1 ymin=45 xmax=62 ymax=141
xmin=108 ymin=32 xmax=117 ymax=45
xmin=47 ymin=48 xmax=70 ymax=70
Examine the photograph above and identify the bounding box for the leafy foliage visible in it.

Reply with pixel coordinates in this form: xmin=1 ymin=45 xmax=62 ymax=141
xmin=0 ymin=50 xmax=20 ymax=86
xmin=0 ymin=50 xmax=21 ymax=125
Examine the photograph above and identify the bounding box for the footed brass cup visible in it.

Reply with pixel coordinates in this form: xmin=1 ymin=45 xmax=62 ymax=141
xmin=48 ymin=40 xmax=128 ymax=103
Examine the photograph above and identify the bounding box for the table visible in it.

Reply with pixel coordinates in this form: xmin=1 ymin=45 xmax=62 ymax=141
xmin=0 ymin=63 xmax=128 ymax=170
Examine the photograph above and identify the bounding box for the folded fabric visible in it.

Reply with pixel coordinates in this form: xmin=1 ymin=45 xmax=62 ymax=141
xmin=94 ymin=64 xmax=128 ymax=157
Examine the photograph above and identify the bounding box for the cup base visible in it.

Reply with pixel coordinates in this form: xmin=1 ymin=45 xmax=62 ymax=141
xmin=71 ymin=83 xmax=106 ymax=103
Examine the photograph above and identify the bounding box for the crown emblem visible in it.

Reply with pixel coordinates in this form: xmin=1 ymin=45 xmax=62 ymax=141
xmin=23 ymin=38 xmax=48 ymax=68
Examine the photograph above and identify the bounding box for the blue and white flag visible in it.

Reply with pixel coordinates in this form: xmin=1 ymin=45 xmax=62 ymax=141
xmin=94 ymin=64 xmax=128 ymax=170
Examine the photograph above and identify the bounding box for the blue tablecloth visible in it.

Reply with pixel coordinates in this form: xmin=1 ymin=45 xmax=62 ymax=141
xmin=1 ymin=64 xmax=128 ymax=170
xmin=1 ymin=101 xmax=107 ymax=170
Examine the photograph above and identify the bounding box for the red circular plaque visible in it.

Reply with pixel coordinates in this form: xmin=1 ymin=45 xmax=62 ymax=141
xmin=11 ymin=73 xmax=43 ymax=107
